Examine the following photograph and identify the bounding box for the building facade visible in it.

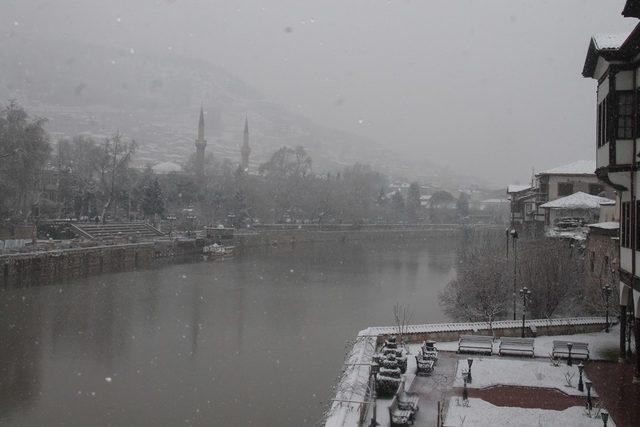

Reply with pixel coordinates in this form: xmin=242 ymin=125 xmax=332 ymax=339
xmin=583 ymin=0 xmax=640 ymax=378
xmin=507 ymin=161 xmax=613 ymax=236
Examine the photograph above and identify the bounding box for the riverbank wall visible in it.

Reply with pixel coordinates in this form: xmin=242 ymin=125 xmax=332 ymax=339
xmin=0 ymin=238 xmax=210 ymax=286
xmin=0 ymin=224 xmax=495 ymax=286
xmin=1 ymin=243 xmax=155 ymax=286
xmin=232 ymin=224 xmax=473 ymax=253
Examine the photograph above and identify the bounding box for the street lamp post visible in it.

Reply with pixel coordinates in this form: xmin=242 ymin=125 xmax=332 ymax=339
xmin=467 ymin=358 xmax=474 ymax=383
xmin=369 ymin=362 xmax=379 ymax=427
xmin=567 ymin=342 xmax=574 ymax=367
xmin=505 ymin=228 xmax=510 ymax=259
xmin=602 ymin=285 xmax=613 ymax=333
xmin=510 ymin=229 xmax=519 ymax=320
xmin=519 ymin=286 xmax=532 ymax=338
xmin=577 ymin=362 xmax=584 ymax=392
xmin=585 ymin=380 xmax=593 ymax=411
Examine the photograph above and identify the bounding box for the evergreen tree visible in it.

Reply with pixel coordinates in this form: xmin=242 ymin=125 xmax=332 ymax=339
xmin=141 ymin=178 xmax=165 ymax=222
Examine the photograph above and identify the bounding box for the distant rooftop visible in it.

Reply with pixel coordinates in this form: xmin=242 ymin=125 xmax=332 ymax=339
xmin=507 ymin=184 xmax=532 ymax=193
xmin=540 ymin=192 xmax=614 ymax=210
xmin=588 ymin=221 xmax=619 ymax=230
xmin=152 ymin=161 xmax=182 ymax=174
xmin=537 ymin=160 xmax=595 ymax=176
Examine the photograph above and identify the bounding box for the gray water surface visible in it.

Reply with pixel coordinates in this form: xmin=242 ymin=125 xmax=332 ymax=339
xmin=0 ymin=238 xmax=457 ymax=426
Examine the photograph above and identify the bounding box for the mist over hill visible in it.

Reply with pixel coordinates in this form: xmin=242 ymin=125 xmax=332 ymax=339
xmin=0 ymin=34 xmax=487 ymax=188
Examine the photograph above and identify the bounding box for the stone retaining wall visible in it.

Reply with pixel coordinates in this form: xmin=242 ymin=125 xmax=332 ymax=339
xmin=0 ymin=243 xmax=155 ymax=286
xmin=232 ymin=228 xmax=464 ymax=253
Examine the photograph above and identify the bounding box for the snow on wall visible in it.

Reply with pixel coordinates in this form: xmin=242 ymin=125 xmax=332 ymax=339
xmin=324 ymin=336 xmax=376 ymax=427
xmin=358 ymin=317 xmax=608 ymax=337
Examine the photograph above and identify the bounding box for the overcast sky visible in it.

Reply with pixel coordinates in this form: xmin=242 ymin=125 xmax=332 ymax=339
xmin=2 ymin=0 xmax=638 ymax=184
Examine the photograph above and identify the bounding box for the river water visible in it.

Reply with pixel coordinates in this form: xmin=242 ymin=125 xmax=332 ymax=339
xmin=0 ymin=237 xmax=459 ymax=426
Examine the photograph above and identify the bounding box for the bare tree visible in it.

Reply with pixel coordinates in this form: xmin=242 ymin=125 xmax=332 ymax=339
xmin=393 ymin=303 xmax=413 ymax=346
xmin=517 ymin=239 xmax=583 ymax=318
xmin=439 ymin=229 xmax=511 ymax=335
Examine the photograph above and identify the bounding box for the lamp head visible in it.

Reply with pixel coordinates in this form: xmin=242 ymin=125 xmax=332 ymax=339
xmin=467 ymin=358 xmax=473 ymax=368
xmin=585 ymin=380 xmax=592 ymax=391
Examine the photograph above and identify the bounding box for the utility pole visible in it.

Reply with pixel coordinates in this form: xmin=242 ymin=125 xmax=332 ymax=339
xmin=511 ymin=229 xmax=519 ymax=320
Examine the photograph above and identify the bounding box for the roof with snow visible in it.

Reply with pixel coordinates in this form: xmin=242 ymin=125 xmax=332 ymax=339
xmin=152 ymin=161 xmax=182 ymax=174
xmin=537 ymin=160 xmax=595 ymax=176
xmin=481 ymin=198 xmax=509 ymax=204
xmin=592 ymin=33 xmax=629 ymax=50
xmin=588 ymin=221 xmax=619 ymax=230
xmin=507 ymin=184 xmax=532 ymax=194
xmin=583 ymin=21 xmax=640 ymax=78
xmin=540 ymin=192 xmax=614 ymax=210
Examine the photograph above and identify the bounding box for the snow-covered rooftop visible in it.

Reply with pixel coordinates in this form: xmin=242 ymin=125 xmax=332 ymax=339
xmin=538 ymin=160 xmax=596 ymax=176
xmin=507 ymin=184 xmax=531 ymax=193
xmin=540 ymin=192 xmax=614 ymax=210
xmin=152 ymin=161 xmax=182 ymax=174
xmin=593 ymin=32 xmax=630 ymax=51
xmin=480 ymin=198 xmax=509 ymax=204
xmin=588 ymin=221 xmax=619 ymax=230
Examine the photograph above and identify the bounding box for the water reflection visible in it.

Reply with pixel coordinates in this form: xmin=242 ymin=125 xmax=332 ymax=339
xmin=0 ymin=237 xmax=458 ymax=426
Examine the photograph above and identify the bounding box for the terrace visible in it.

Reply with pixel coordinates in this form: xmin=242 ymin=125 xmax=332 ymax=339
xmin=326 ymin=320 xmax=638 ymax=427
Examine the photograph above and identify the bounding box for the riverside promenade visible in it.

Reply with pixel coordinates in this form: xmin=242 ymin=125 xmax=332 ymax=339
xmin=324 ymin=317 xmax=628 ymax=427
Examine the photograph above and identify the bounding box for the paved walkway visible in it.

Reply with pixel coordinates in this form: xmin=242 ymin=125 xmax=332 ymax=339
xmin=408 ymin=352 xmax=458 ymax=426
xmin=400 ymin=351 xmax=633 ymax=426
xmin=586 ymin=360 xmax=640 ymax=426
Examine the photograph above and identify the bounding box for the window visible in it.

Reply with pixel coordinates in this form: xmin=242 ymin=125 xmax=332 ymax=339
xmin=617 ymin=91 xmax=634 ymax=139
xmin=597 ymin=97 xmax=608 ymax=147
xmin=636 ymin=201 xmax=640 ymax=250
xmin=622 ymin=201 xmax=631 ymax=248
xmin=539 ymin=182 xmax=549 ymax=199
xmin=557 ymin=183 xmax=573 ymax=197
xmin=588 ymin=183 xmax=604 ymax=196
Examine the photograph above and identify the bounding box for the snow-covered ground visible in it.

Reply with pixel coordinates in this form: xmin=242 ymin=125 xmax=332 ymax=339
xmin=409 ymin=324 xmax=624 ymax=361
xmin=451 ymin=358 xmax=595 ymax=397
xmin=443 ymin=397 xmax=614 ymax=427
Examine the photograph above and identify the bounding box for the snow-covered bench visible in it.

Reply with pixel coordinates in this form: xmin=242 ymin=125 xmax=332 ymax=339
xmin=458 ymin=335 xmax=493 ymax=355
xmin=552 ymin=341 xmax=589 ymax=360
xmin=388 ymin=394 xmax=415 ymax=427
xmin=498 ymin=337 xmax=535 ymax=357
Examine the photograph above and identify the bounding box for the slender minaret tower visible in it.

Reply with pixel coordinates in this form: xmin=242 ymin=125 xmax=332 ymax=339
xmin=240 ymin=116 xmax=251 ymax=171
xmin=195 ymin=106 xmax=207 ymax=177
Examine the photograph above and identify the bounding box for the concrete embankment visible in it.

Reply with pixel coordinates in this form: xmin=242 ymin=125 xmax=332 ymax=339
xmin=0 ymin=238 xmax=207 ymax=286
xmin=232 ymin=225 xmax=468 ymax=253
xmin=0 ymin=224 xmax=488 ymax=286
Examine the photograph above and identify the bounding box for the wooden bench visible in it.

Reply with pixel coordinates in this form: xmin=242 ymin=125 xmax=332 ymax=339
xmin=388 ymin=394 xmax=414 ymax=427
xmin=457 ymin=335 xmax=493 ymax=355
xmin=552 ymin=341 xmax=589 ymax=360
xmin=499 ymin=337 xmax=535 ymax=357
xmin=396 ymin=378 xmax=419 ymax=413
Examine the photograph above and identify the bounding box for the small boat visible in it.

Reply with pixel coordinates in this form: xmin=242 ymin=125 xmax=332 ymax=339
xmin=203 ymin=243 xmax=234 ymax=256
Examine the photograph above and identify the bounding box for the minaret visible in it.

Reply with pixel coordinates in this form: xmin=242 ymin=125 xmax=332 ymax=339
xmin=240 ymin=116 xmax=251 ymax=171
xmin=195 ymin=106 xmax=207 ymax=177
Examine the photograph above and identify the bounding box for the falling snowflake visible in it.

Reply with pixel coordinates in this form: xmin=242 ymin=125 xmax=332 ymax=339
xmin=105 ymin=377 xmax=112 ymax=383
